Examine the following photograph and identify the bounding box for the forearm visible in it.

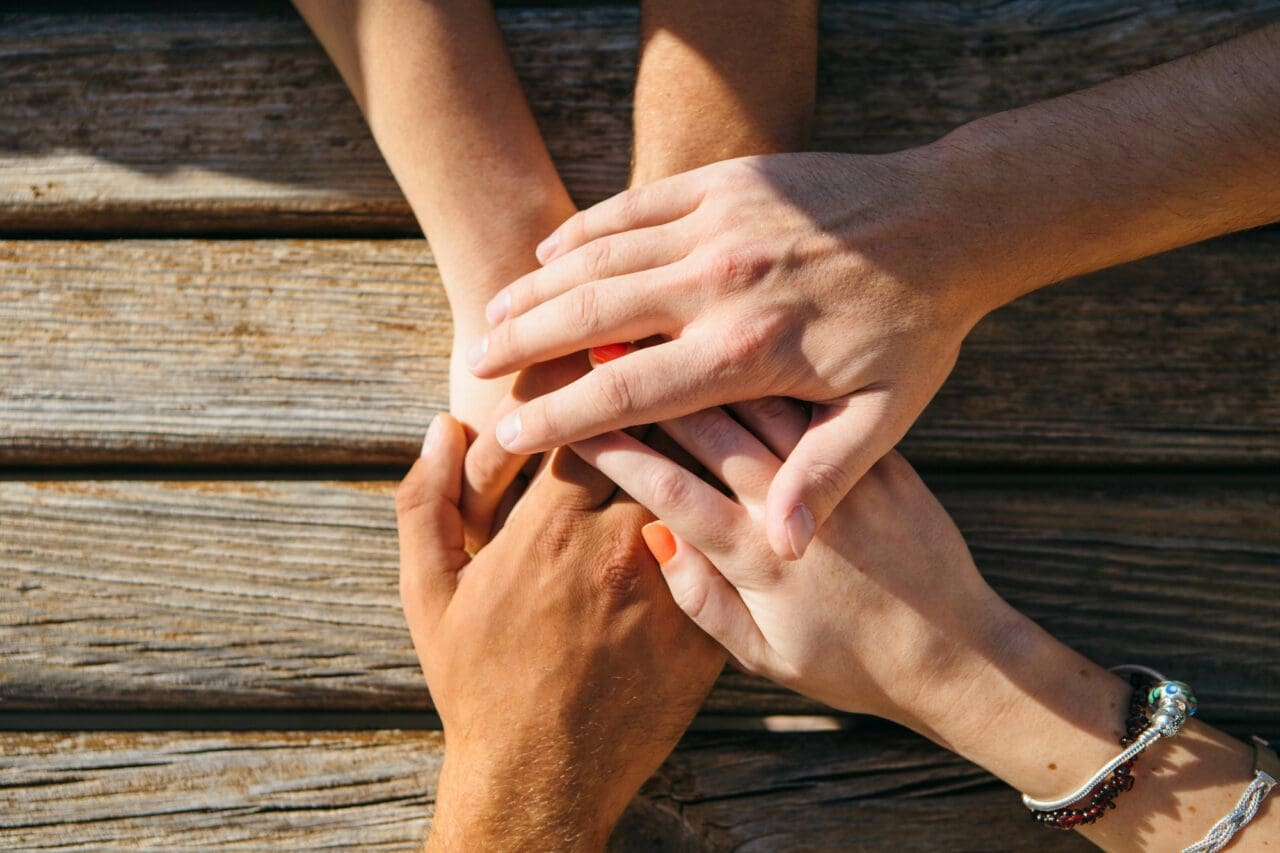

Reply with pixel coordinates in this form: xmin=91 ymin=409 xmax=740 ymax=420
xmin=923 ymin=604 xmax=1274 ymax=850
xmin=427 ymin=752 xmax=617 ymax=852
xmin=293 ymin=0 xmax=574 ymax=331
xmin=931 ymin=23 xmax=1280 ymax=315
xmin=631 ymin=0 xmax=817 ymax=185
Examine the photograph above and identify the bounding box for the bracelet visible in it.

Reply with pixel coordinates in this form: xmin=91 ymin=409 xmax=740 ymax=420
xmin=1182 ymin=735 xmax=1279 ymax=853
xmin=1024 ymin=665 xmax=1196 ymax=829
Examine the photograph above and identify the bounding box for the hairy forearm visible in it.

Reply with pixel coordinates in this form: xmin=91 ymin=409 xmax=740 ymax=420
xmin=293 ymin=0 xmax=574 ymax=330
xmin=918 ymin=604 xmax=1274 ymax=850
xmin=427 ymin=752 xmax=616 ymax=852
xmin=631 ymin=0 xmax=817 ymax=185
xmin=933 ymin=23 xmax=1280 ymax=315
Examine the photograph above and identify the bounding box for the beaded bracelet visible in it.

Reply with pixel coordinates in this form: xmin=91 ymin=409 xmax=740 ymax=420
xmin=1024 ymin=665 xmax=1197 ymax=830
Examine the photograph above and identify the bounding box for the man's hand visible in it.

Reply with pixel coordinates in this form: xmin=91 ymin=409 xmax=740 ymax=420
xmin=471 ymin=149 xmax=977 ymax=561
xmin=397 ymin=413 xmax=725 ymax=850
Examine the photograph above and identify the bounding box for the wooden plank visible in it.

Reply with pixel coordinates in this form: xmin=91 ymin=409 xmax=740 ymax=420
xmin=2 ymin=476 xmax=1276 ymax=726
xmin=0 ymin=728 xmax=1087 ymax=851
xmin=1 ymin=3 xmax=1276 ymax=233
xmin=1 ymin=236 xmax=1276 ymax=466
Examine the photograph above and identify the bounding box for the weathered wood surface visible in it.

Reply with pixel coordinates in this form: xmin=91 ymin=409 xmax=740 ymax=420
xmin=0 ymin=728 xmax=1086 ymax=851
xmin=2 ymin=476 xmax=1276 ymax=725
xmin=1 ymin=3 xmax=1277 ymax=233
xmin=1 ymin=236 xmax=1276 ymax=467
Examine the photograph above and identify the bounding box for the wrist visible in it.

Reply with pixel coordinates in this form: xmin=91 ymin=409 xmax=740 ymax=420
xmin=428 ymin=742 xmax=620 ymax=852
xmin=910 ymin=604 xmax=1132 ymax=800
xmin=914 ymin=129 xmax=1049 ymax=317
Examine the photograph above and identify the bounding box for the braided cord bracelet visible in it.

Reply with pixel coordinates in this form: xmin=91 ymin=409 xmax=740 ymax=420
xmin=1182 ymin=736 xmax=1279 ymax=853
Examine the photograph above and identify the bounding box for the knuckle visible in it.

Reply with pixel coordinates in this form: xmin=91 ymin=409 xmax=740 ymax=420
xmin=647 ymin=465 xmax=692 ymax=510
xmin=672 ymin=576 xmax=712 ymax=624
xmin=570 ymin=283 xmax=600 ymax=333
xmin=749 ymin=395 xmax=798 ymax=424
xmin=578 ymin=239 xmax=613 ymax=281
xmin=594 ymin=532 xmax=649 ymax=603
xmin=718 ymin=312 xmax=782 ymax=365
xmin=536 ymin=512 xmax=581 ymax=559
xmin=685 ymin=411 xmax=735 ymax=455
xmin=613 ymin=188 xmax=645 ymax=227
xmin=803 ymin=458 xmax=851 ymax=500
xmin=703 ymin=248 xmax=771 ymax=297
xmin=717 ymin=161 xmax=760 ymax=194
xmin=594 ymin=366 xmax=636 ymax=420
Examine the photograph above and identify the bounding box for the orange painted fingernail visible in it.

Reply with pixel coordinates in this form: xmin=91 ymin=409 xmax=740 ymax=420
xmin=588 ymin=342 xmax=636 ymax=368
xmin=641 ymin=521 xmax=677 ymax=565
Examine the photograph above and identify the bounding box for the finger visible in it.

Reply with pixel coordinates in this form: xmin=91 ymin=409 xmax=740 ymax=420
xmin=497 ymin=337 xmax=754 ymax=454
xmin=396 ymin=414 xmax=470 ymax=629
xmin=459 ymin=421 xmax=526 ymax=552
xmin=535 ymin=172 xmax=705 ymax=264
xmin=471 ymin=268 xmax=681 ymax=379
xmin=543 ymin=445 xmax=622 ymax=508
xmin=570 ymin=430 xmax=743 ymax=557
xmin=765 ymin=390 xmax=906 ymax=560
xmin=730 ymin=396 xmax=809 ymax=459
xmin=657 ymin=407 xmax=779 ymax=507
xmin=459 ymin=355 xmax=588 ymax=547
xmin=488 ymin=221 xmax=694 ymax=325
xmin=641 ymin=522 xmax=769 ymax=669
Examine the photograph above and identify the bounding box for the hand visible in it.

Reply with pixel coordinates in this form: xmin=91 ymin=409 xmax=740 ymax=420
xmin=568 ymin=397 xmax=1015 ymax=736
xmin=457 ymin=354 xmax=596 ymax=550
xmin=470 ymin=150 xmax=987 ymax=561
xmin=396 ymin=414 xmax=725 ymax=850
xmin=572 ymin=402 xmax=1280 ymax=851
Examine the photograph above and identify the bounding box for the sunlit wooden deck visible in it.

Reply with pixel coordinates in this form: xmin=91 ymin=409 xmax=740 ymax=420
xmin=1 ymin=2 xmax=1277 ymax=848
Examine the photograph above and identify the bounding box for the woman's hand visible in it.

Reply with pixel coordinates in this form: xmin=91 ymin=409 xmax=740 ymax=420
xmin=470 ymin=150 xmax=988 ymax=561
xmin=397 ymin=413 xmax=724 ymax=850
xmin=572 ymin=402 xmax=1280 ymax=850
xmin=568 ymin=396 xmax=1015 ymax=734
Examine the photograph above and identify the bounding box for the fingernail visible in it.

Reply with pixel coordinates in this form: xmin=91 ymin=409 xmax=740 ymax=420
xmin=587 ymin=342 xmax=636 ymax=368
xmin=784 ymin=504 xmax=815 ymax=559
xmin=466 ymin=335 xmax=488 ymax=368
xmin=535 ymin=232 xmax=559 ymax=264
xmin=641 ymin=521 xmax=677 ymax=565
xmin=485 ymin=291 xmax=510 ymax=325
xmin=421 ymin=415 xmax=442 ymax=457
xmin=496 ymin=412 xmax=521 ymax=450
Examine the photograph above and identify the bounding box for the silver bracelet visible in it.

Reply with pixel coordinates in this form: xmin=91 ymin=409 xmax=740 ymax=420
xmin=1022 ymin=665 xmax=1196 ymax=815
xmin=1182 ymin=736 xmax=1279 ymax=853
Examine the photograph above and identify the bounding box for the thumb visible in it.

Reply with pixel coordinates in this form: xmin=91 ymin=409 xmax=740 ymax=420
xmin=642 ymin=522 xmax=768 ymax=672
xmin=397 ymin=413 xmax=470 ymax=629
xmin=764 ymin=390 xmax=903 ymax=560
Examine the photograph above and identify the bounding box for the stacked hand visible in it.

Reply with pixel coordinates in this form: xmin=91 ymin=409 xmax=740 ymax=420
xmin=468 ymin=150 xmax=989 ymax=560
xmin=396 ymin=412 xmax=724 ymax=850
xmin=568 ymin=397 xmax=1017 ymax=734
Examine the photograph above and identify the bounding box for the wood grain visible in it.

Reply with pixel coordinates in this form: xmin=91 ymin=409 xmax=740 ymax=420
xmin=2 ymin=476 xmax=1276 ymax=726
xmin=1 ymin=236 xmax=1276 ymax=466
xmin=0 ymin=3 xmax=1276 ymax=233
xmin=0 ymin=728 xmax=1087 ymax=851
